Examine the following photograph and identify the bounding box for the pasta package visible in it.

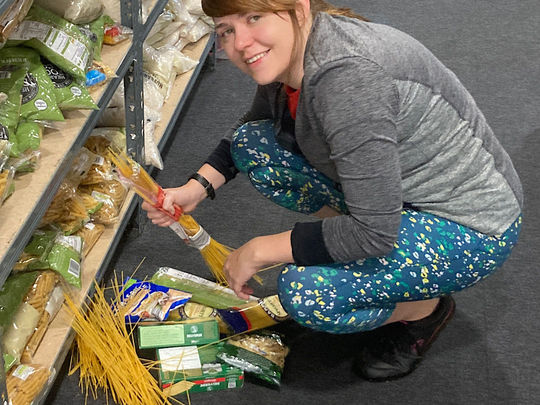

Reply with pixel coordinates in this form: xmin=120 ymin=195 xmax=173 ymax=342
xmin=14 ymin=229 xmax=57 ymax=271
xmin=21 ymin=284 xmax=63 ymax=363
xmin=118 ymin=278 xmax=191 ymax=323
xmin=8 ymin=149 xmax=41 ymax=174
xmin=218 ymin=331 xmax=289 ymax=387
xmin=75 ymin=221 xmax=105 ymax=257
xmin=7 ymin=5 xmax=93 ymax=81
xmin=0 ymin=46 xmax=64 ymax=123
xmin=0 ymin=65 xmax=26 ymax=157
xmin=7 ymin=364 xmax=51 ymax=405
xmin=0 ymin=167 xmax=15 ymax=205
xmin=40 ymin=57 xmax=97 ymax=111
xmin=2 ymin=302 xmax=41 ymax=366
xmin=46 ymin=234 xmax=83 ymax=287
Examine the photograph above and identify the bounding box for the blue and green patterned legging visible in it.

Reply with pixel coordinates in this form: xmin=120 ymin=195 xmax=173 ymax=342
xmin=231 ymin=120 xmax=522 ymax=334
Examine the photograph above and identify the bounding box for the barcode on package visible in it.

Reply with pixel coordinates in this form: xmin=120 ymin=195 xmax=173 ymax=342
xmin=45 ymin=29 xmax=89 ymax=70
xmin=68 ymin=258 xmax=80 ymax=278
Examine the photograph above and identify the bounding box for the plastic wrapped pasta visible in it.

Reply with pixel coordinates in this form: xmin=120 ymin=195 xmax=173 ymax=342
xmin=14 ymin=229 xmax=58 ymax=271
xmin=75 ymin=221 xmax=105 ymax=257
xmin=2 ymin=302 xmax=41 ymax=366
xmin=6 ymin=363 xmax=51 ymax=405
xmin=21 ymin=283 xmax=63 ymax=363
xmin=83 ymin=189 xmax=120 ymax=225
xmin=7 ymin=5 xmax=93 ymax=81
xmin=0 ymin=167 xmax=15 ymax=205
xmin=40 ymin=57 xmax=97 ymax=111
xmin=46 ymin=234 xmax=83 ymax=287
xmin=55 ymin=193 xmax=90 ymax=235
xmin=218 ymin=332 xmax=289 ymax=387
xmin=8 ymin=150 xmax=41 ymax=174
xmin=0 ymin=47 xmax=64 ymax=124
xmin=0 ymin=66 xmax=26 ymax=157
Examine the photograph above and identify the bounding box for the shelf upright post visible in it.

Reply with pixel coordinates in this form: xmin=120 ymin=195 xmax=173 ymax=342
xmin=121 ymin=0 xmax=145 ymax=163
xmin=121 ymin=0 xmax=146 ymax=231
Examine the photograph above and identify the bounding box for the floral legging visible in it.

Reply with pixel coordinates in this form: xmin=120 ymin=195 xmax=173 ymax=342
xmin=231 ymin=120 xmax=522 ymax=334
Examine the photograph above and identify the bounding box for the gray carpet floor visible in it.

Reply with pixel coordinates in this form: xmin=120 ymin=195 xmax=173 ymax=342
xmin=48 ymin=1 xmax=540 ymax=404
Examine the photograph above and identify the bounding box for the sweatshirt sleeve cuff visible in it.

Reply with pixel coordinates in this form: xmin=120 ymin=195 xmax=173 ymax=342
xmin=205 ymin=139 xmax=238 ymax=183
xmin=291 ymin=221 xmax=334 ymax=266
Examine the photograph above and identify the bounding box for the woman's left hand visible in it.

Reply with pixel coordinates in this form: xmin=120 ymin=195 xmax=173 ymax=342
xmin=223 ymin=238 xmax=263 ymax=300
xmin=223 ymin=231 xmax=294 ymax=299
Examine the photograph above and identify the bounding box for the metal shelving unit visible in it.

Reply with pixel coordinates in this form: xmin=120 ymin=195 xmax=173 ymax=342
xmin=0 ymin=0 xmax=214 ymax=403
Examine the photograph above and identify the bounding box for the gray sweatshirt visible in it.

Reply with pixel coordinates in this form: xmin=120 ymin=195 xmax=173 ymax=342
xmin=207 ymin=12 xmax=523 ymax=265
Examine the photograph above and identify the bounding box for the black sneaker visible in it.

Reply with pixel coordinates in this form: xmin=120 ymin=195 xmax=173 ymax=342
xmin=352 ymin=295 xmax=456 ymax=382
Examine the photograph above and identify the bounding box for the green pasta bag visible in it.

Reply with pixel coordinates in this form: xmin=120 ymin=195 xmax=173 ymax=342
xmin=46 ymin=234 xmax=83 ymax=288
xmin=78 ymin=15 xmax=113 ymax=62
xmin=6 ymin=5 xmax=93 ymax=81
xmin=0 ymin=66 xmax=26 ymax=157
xmin=13 ymin=121 xmax=42 ymax=158
xmin=0 ymin=47 xmax=64 ymax=123
xmin=40 ymin=57 xmax=97 ymax=110
xmin=0 ymin=271 xmax=40 ymax=371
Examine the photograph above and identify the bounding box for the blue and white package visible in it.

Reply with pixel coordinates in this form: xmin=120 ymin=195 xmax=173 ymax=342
xmin=119 ymin=278 xmax=192 ymax=323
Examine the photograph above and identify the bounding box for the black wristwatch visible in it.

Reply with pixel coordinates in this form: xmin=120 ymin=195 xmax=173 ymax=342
xmin=188 ymin=173 xmax=216 ymax=200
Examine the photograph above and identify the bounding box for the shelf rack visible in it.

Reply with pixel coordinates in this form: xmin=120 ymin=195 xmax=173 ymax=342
xmin=0 ymin=0 xmax=214 ymax=403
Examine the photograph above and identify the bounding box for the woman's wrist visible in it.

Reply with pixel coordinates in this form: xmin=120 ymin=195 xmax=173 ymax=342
xmin=188 ymin=172 xmax=216 ymax=200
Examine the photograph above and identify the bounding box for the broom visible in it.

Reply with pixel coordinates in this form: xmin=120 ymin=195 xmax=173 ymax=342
xmin=108 ymin=149 xmax=231 ymax=285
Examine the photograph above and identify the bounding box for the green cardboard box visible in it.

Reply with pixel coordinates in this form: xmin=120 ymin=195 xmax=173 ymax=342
xmin=138 ymin=319 xmax=219 ymax=349
xmin=158 ymin=343 xmax=244 ymax=393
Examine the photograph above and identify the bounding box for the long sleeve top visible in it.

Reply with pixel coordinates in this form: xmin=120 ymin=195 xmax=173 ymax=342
xmin=206 ymin=12 xmax=523 ymax=266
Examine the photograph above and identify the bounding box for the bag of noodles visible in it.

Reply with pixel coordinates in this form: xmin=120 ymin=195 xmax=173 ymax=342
xmin=0 ymin=65 xmax=26 ymax=157
xmin=46 ymin=234 xmax=83 ymax=287
xmin=40 ymin=56 xmax=97 ymax=110
xmin=14 ymin=228 xmax=58 ymax=271
xmin=217 ymin=331 xmax=289 ymax=387
xmin=0 ymin=47 xmax=64 ymax=123
xmin=7 ymin=5 xmax=93 ymax=81
xmin=0 ymin=271 xmax=40 ymax=371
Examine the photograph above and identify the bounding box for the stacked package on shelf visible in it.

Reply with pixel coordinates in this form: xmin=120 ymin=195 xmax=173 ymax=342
xmin=0 ymin=0 xmax=122 ymax=207
xmin=0 ymin=270 xmax=64 ymax=404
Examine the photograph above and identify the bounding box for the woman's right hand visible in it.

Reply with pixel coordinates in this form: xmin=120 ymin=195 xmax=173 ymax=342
xmin=141 ymin=181 xmax=207 ymax=227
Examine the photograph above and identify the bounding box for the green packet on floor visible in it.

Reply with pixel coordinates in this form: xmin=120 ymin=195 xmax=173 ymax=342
xmin=158 ymin=342 xmax=244 ymax=393
xmin=151 ymin=267 xmax=256 ymax=309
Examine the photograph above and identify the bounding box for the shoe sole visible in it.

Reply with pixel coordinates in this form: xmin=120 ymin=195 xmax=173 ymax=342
xmin=364 ymin=296 xmax=456 ymax=382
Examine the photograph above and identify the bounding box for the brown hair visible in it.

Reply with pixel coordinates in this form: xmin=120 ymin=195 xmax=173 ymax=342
xmin=202 ymin=0 xmax=367 ymax=21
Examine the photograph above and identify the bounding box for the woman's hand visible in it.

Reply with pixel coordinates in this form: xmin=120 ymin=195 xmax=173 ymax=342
xmin=141 ymin=182 xmax=206 ymax=227
xmin=141 ymin=165 xmax=227 ymax=227
xmin=224 ymin=231 xmax=294 ymax=299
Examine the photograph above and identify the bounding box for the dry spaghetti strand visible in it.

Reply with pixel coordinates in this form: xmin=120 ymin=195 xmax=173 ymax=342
xmin=65 ymin=274 xmax=180 ymax=405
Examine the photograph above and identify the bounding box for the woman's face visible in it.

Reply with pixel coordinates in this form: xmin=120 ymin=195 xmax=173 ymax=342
xmin=215 ymin=12 xmax=298 ymax=86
